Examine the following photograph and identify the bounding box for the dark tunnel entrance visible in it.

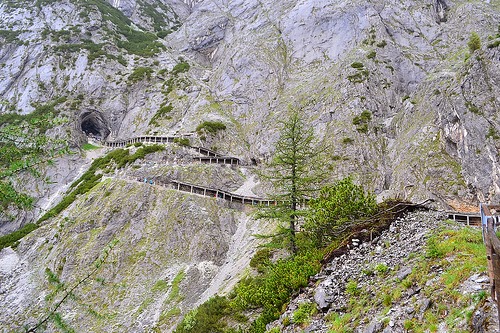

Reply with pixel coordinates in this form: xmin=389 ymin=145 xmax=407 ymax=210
xmin=80 ymin=111 xmax=110 ymax=140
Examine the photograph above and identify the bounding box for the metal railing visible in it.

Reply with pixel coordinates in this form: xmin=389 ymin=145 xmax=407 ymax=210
xmin=480 ymin=203 xmax=500 ymax=329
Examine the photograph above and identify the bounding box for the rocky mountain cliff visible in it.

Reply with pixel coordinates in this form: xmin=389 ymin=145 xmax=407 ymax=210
xmin=1 ymin=0 xmax=500 ymax=213
xmin=1 ymin=0 xmax=500 ymax=331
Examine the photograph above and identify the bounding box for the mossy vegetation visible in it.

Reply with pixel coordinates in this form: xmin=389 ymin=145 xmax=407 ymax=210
xmin=0 ymin=223 xmax=38 ymax=250
xmin=0 ymin=29 xmax=23 ymax=44
xmin=149 ymin=103 xmax=173 ymax=126
xmin=55 ymin=40 xmax=114 ymax=64
xmin=173 ymin=138 xmax=190 ymax=146
xmin=347 ymin=63 xmax=369 ymax=83
xmin=128 ymin=67 xmax=154 ymax=82
xmin=352 ymin=110 xmax=372 ymax=134
xmin=196 ymin=121 xmax=227 ymax=135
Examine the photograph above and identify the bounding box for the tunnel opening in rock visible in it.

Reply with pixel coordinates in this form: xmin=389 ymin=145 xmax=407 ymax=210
xmin=80 ymin=111 xmax=110 ymax=140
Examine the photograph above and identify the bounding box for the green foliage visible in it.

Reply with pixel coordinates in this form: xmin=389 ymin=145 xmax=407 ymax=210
xmin=342 ymin=137 xmax=354 ymax=144
xmin=128 ymin=67 xmax=154 ymax=82
xmin=258 ymin=110 xmax=328 ymax=254
xmin=382 ymin=293 xmax=392 ymax=307
xmin=352 ymin=110 xmax=372 ymax=134
xmin=350 ymin=62 xmax=364 ymax=69
xmin=174 ymin=296 xmax=231 ymax=333
xmin=468 ymin=32 xmax=481 ymax=53
xmin=465 ymin=101 xmax=480 ymax=114
xmin=0 ymin=223 xmax=38 ymax=250
xmin=152 ymin=279 xmax=169 ymax=293
xmin=55 ymin=40 xmax=112 ymax=64
xmin=196 ymin=121 xmax=227 ymax=134
xmin=347 ymin=70 xmax=369 ymax=83
xmin=345 ymin=280 xmax=361 ymax=296
xmin=173 ymin=137 xmax=190 ymax=146
xmin=249 ymin=248 xmax=272 ymax=273
xmin=0 ymin=29 xmax=23 ymax=44
xmin=376 ymin=40 xmax=387 ymax=48
xmin=82 ymin=143 xmax=100 ymax=151
xmin=292 ymin=302 xmax=317 ymax=325
xmin=168 ymin=270 xmax=185 ymax=302
xmin=0 ymin=97 xmax=68 ymax=210
xmin=171 ymin=60 xmax=190 ymax=75
xmin=77 ymin=0 xmax=163 ymax=56
xmin=374 ymin=263 xmax=389 ymax=275
xmin=304 ymin=177 xmax=377 ymax=247
xmin=366 ymin=51 xmax=376 ymax=59
xmin=230 ymin=250 xmax=322 ymax=330
xmin=149 ymin=103 xmax=173 ymax=126
xmin=486 ymin=126 xmax=500 ymax=140
xmin=0 ymin=182 xmax=34 ymax=210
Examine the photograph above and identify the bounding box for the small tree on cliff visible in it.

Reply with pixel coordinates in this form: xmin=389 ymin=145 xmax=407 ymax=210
xmin=304 ymin=177 xmax=377 ymax=247
xmin=259 ymin=108 xmax=327 ymax=254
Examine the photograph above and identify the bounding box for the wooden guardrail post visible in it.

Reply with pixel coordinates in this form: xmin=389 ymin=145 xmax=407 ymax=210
xmin=481 ymin=204 xmax=500 ymax=329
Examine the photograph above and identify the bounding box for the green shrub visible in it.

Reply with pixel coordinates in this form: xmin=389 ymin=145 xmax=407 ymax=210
xmin=174 ymin=296 xmax=231 ymax=333
xmin=196 ymin=121 xmax=227 ymax=134
xmin=350 ymin=62 xmax=364 ymax=69
xmin=229 ymin=250 xmax=322 ymax=330
xmin=149 ymin=104 xmax=173 ymax=126
xmin=367 ymin=51 xmax=376 ymax=59
xmin=172 ymin=59 xmax=190 ymax=75
xmin=292 ymin=302 xmax=317 ymax=325
xmin=468 ymin=32 xmax=481 ymax=53
xmin=382 ymin=293 xmax=392 ymax=307
xmin=0 ymin=223 xmax=38 ymax=250
xmin=486 ymin=126 xmax=500 ymax=140
xmin=375 ymin=263 xmax=389 ymax=275
xmin=352 ymin=111 xmax=372 ymax=134
xmin=345 ymin=280 xmax=361 ymax=296
xmin=128 ymin=67 xmax=154 ymax=82
xmin=249 ymin=248 xmax=272 ymax=273
xmin=347 ymin=70 xmax=369 ymax=83
xmin=304 ymin=177 xmax=377 ymax=246
xmin=342 ymin=137 xmax=354 ymax=144
xmin=173 ymin=138 xmax=190 ymax=146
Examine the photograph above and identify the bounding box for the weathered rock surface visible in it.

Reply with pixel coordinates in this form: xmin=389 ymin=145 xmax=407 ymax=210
xmin=0 ymin=179 xmax=266 ymax=332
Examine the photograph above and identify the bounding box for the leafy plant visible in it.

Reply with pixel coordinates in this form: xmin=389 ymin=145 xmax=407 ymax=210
xmin=196 ymin=121 xmax=227 ymax=134
xmin=128 ymin=67 xmax=154 ymax=82
xmin=352 ymin=111 xmax=372 ymax=134
xmin=292 ymin=302 xmax=317 ymax=325
xmin=345 ymin=280 xmax=361 ymax=296
xmin=0 ymin=223 xmax=38 ymax=250
xmin=468 ymin=32 xmax=481 ymax=53
xmin=304 ymin=177 xmax=377 ymax=246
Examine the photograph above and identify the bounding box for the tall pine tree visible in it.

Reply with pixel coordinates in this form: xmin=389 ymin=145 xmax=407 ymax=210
xmin=259 ymin=109 xmax=327 ymax=254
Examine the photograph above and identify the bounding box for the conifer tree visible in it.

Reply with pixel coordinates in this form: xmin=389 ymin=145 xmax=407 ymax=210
xmin=259 ymin=108 xmax=326 ymax=254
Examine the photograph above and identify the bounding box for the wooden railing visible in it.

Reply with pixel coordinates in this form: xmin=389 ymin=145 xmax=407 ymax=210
xmin=480 ymin=203 xmax=500 ymax=329
xmin=94 ymin=135 xmax=240 ymax=165
xmin=129 ymin=176 xmax=277 ymax=207
xmin=446 ymin=211 xmax=481 ymax=226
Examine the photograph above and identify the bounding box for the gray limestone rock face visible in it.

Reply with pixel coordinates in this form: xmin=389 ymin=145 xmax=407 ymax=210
xmin=0 ymin=179 xmax=265 ymax=332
